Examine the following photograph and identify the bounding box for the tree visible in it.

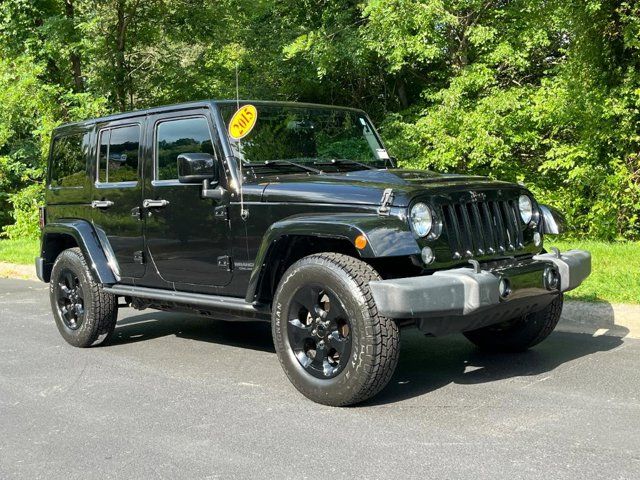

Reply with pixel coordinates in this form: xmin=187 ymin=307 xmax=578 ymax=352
xmin=0 ymin=0 xmax=638 ymax=239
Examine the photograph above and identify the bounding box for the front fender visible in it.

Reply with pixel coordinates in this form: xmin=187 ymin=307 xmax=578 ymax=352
xmin=40 ymin=219 xmax=118 ymax=284
xmin=246 ymin=213 xmax=420 ymax=303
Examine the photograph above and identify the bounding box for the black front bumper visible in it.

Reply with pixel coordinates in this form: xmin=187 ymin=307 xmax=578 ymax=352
xmin=369 ymin=250 xmax=590 ymax=336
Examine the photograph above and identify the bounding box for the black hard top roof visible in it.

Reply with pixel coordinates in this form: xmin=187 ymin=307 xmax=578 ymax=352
xmin=53 ymin=100 xmax=366 ymax=133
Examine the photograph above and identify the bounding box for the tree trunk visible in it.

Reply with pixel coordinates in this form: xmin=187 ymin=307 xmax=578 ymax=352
xmin=397 ymin=77 xmax=409 ymax=109
xmin=115 ymin=0 xmax=128 ymax=110
xmin=64 ymin=0 xmax=84 ymax=92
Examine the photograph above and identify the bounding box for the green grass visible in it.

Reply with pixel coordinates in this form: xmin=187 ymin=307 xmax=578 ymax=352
xmin=0 ymin=238 xmax=39 ymax=265
xmin=549 ymin=239 xmax=640 ymax=304
xmin=0 ymin=237 xmax=638 ymax=304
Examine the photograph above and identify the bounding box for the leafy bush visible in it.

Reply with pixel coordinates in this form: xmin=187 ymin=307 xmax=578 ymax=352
xmin=2 ymin=183 xmax=43 ymax=239
xmin=371 ymin=1 xmax=640 ymax=240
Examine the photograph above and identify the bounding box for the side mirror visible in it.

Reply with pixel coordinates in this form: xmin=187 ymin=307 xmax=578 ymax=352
xmin=539 ymin=204 xmax=566 ymax=235
xmin=177 ymin=153 xmax=218 ymax=184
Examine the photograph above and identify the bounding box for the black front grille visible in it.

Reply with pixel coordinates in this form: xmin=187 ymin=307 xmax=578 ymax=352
xmin=442 ymin=199 xmax=524 ymax=259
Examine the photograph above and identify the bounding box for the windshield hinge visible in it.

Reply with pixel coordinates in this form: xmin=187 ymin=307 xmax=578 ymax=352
xmin=377 ymin=188 xmax=394 ymax=216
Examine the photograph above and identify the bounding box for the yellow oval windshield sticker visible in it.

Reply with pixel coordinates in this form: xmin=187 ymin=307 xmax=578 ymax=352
xmin=228 ymin=104 xmax=258 ymax=140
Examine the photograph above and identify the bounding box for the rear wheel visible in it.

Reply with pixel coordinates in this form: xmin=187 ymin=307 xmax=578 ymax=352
xmin=50 ymin=247 xmax=118 ymax=347
xmin=463 ymin=294 xmax=564 ymax=352
xmin=272 ymin=253 xmax=399 ymax=406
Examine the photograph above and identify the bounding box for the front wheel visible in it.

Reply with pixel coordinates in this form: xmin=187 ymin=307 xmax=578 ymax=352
xmin=463 ymin=294 xmax=564 ymax=352
xmin=272 ymin=253 xmax=400 ymax=406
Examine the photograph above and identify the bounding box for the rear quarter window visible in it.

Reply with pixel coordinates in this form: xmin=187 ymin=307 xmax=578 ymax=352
xmin=49 ymin=132 xmax=88 ymax=188
xmin=97 ymin=124 xmax=140 ymax=184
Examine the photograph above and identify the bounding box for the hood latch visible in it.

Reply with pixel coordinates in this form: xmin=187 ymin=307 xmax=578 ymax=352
xmin=377 ymin=188 xmax=394 ymax=216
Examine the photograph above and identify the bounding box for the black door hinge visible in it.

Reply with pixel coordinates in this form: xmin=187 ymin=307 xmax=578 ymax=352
xmin=377 ymin=188 xmax=394 ymax=215
xmin=217 ymin=255 xmax=233 ymax=271
xmin=214 ymin=205 xmax=228 ymax=221
xmin=133 ymin=251 xmax=145 ymax=264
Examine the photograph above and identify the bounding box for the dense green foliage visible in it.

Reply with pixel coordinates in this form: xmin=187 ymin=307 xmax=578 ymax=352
xmin=1 ymin=0 xmax=639 ymax=239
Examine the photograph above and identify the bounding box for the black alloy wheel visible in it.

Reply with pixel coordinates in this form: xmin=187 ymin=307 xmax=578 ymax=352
xmin=272 ymin=252 xmax=400 ymax=406
xmin=287 ymin=284 xmax=352 ymax=379
xmin=55 ymin=268 xmax=85 ymax=330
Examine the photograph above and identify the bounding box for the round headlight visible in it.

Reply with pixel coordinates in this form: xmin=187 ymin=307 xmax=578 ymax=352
xmin=518 ymin=195 xmax=533 ymax=224
xmin=410 ymin=202 xmax=433 ymax=237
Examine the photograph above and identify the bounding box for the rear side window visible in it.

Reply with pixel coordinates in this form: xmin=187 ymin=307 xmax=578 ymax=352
xmin=97 ymin=125 xmax=140 ymax=183
xmin=49 ymin=133 xmax=87 ymax=188
xmin=156 ymin=117 xmax=214 ymax=180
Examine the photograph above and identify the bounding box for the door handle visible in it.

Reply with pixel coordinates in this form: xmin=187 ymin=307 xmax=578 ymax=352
xmin=91 ymin=200 xmax=114 ymax=209
xmin=143 ymin=199 xmax=170 ymax=209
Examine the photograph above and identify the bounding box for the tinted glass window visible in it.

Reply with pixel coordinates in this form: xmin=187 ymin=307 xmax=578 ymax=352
xmin=97 ymin=125 xmax=140 ymax=183
xmin=220 ymin=105 xmax=387 ymax=167
xmin=156 ymin=117 xmax=214 ymax=180
xmin=50 ymin=133 xmax=86 ymax=187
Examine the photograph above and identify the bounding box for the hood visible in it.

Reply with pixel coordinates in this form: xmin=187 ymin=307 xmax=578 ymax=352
xmin=259 ymin=168 xmax=517 ymax=207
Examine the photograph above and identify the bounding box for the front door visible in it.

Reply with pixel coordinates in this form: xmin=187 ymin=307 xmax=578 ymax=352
xmin=91 ymin=120 xmax=145 ymax=279
xmin=143 ymin=110 xmax=233 ymax=287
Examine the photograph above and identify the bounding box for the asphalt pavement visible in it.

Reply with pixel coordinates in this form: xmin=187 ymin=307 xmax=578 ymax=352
xmin=1 ymin=278 xmax=639 ymax=479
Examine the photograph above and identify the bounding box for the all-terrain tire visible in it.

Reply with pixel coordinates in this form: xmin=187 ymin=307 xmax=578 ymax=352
xmin=463 ymin=294 xmax=564 ymax=352
xmin=272 ymin=252 xmax=400 ymax=406
xmin=49 ymin=247 xmax=118 ymax=347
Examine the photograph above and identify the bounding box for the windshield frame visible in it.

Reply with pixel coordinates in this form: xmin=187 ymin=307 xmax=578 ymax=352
xmin=215 ymin=101 xmax=394 ymax=177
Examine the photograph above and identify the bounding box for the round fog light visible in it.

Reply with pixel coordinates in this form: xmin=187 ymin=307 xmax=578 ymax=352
xmin=533 ymin=232 xmax=542 ymax=246
xmin=498 ymin=278 xmax=511 ymax=299
xmin=421 ymin=246 xmax=435 ymax=265
xmin=544 ymin=267 xmax=560 ymax=290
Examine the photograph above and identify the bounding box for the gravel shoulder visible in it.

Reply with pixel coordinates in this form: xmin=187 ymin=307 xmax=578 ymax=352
xmin=0 ymin=262 xmax=37 ymax=281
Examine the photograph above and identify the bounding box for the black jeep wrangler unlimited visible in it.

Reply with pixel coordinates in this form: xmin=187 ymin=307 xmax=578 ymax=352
xmin=37 ymin=100 xmax=591 ymax=406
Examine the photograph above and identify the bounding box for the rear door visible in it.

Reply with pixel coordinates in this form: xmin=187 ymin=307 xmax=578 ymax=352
xmin=91 ymin=119 xmax=145 ymax=279
xmin=143 ymin=108 xmax=233 ymax=287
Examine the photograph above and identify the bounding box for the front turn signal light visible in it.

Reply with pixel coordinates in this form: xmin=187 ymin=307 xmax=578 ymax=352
xmin=354 ymin=235 xmax=368 ymax=250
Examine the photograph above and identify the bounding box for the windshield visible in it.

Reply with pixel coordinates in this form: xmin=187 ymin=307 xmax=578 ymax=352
xmin=220 ymin=104 xmax=391 ymax=169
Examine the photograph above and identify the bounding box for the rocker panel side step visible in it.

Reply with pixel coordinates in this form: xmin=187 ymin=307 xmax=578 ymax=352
xmin=103 ymin=284 xmax=271 ymax=321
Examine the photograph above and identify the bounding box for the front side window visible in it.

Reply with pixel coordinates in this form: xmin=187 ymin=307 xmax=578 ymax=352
xmin=97 ymin=125 xmax=140 ymax=183
xmin=50 ymin=132 xmax=87 ymax=188
xmin=156 ymin=117 xmax=215 ymax=180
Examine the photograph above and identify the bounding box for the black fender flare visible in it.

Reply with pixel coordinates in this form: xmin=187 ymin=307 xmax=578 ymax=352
xmin=40 ymin=219 xmax=118 ymax=284
xmin=245 ymin=213 xmax=419 ymax=303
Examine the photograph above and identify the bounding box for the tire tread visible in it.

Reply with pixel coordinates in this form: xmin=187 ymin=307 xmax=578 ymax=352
xmin=464 ymin=294 xmax=563 ymax=352
xmin=275 ymin=252 xmax=399 ymax=406
xmin=50 ymin=247 xmax=117 ymax=347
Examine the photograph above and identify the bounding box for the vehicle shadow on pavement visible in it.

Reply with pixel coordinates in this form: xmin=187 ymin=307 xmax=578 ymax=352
xmin=109 ymin=311 xmax=275 ymax=353
xmin=108 ymin=309 xmax=626 ymax=405
xmin=366 ymin=328 xmax=625 ymax=406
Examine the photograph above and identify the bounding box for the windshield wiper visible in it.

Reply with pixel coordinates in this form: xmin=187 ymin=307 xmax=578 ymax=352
xmin=246 ymin=160 xmax=323 ymax=174
xmin=313 ymin=159 xmax=377 ymax=170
